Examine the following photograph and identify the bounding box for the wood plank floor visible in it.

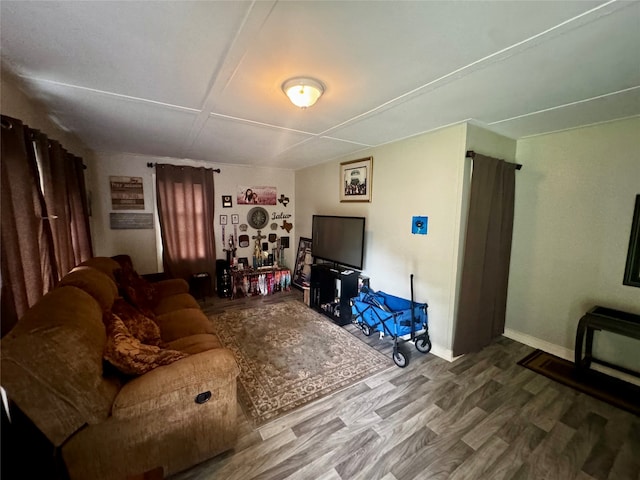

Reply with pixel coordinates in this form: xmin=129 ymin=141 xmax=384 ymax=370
xmin=171 ymin=291 xmax=640 ymax=480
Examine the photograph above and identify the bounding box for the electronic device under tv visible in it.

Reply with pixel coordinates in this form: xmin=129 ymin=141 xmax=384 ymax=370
xmin=311 ymin=215 xmax=365 ymax=270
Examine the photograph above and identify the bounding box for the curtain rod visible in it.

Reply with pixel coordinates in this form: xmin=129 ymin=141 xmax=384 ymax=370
xmin=466 ymin=150 xmax=522 ymax=170
xmin=146 ymin=162 xmax=221 ymax=173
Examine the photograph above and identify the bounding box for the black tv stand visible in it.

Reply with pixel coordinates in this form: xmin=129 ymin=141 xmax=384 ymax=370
xmin=310 ymin=263 xmax=359 ymax=326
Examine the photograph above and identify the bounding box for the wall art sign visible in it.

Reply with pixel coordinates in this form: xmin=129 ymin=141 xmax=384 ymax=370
xmin=237 ymin=186 xmax=277 ymax=205
xmin=278 ymin=194 xmax=290 ymax=207
xmin=110 ymin=176 xmax=144 ymax=210
xmin=110 ymin=213 xmax=153 ymax=229
xmin=340 ymin=157 xmax=373 ymax=203
xmin=222 ymin=195 xmax=233 ymax=208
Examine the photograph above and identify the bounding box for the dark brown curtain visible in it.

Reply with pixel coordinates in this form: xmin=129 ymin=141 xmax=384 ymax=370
xmin=155 ymin=164 xmax=216 ymax=281
xmin=66 ymin=153 xmax=93 ymax=265
xmin=1 ymin=117 xmax=57 ymax=335
xmin=1 ymin=114 xmax=92 ymax=335
xmin=34 ymin=135 xmax=75 ymax=276
xmin=453 ymin=153 xmax=516 ymax=356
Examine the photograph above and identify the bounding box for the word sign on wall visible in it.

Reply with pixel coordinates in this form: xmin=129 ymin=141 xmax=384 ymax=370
xmin=110 ymin=176 xmax=144 ymax=210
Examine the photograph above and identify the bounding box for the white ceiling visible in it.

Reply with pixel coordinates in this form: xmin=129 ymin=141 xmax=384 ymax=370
xmin=1 ymin=1 xmax=639 ymax=170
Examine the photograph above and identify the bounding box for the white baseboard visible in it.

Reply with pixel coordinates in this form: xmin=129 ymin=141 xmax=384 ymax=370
xmin=394 ymin=331 xmax=454 ymax=362
xmin=504 ymin=328 xmax=574 ymax=361
xmin=504 ymin=328 xmax=640 ymax=387
xmin=429 ymin=343 xmax=454 ymax=362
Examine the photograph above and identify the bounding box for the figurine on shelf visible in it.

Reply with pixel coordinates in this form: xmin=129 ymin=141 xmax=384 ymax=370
xmin=224 ymin=235 xmax=237 ymax=266
xmin=253 ymin=238 xmax=262 ymax=268
xmin=252 ymin=230 xmax=266 ymax=268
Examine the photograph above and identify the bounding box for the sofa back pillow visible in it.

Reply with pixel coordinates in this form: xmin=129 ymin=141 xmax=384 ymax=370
xmin=103 ymin=314 xmax=188 ymax=376
xmin=114 ymin=264 xmax=158 ymax=314
xmin=111 ymin=298 xmax=161 ymax=346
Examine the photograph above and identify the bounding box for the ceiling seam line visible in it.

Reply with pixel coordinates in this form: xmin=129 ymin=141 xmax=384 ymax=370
xmin=488 ymin=86 xmax=640 ymax=125
xmin=517 ymin=114 xmax=640 ymax=140
xmin=17 ymin=76 xmax=201 ymax=113
xmin=312 ymin=0 xmax=622 ymax=139
xmin=208 ymin=112 xmax=316 ymax=136
xmin=181 ymin=0 xmax=278 ymax=159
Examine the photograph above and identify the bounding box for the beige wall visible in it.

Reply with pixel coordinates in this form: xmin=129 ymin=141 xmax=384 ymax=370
xmin=90 ymin=152 xmax=296 ymax=275
xmin=1 ymin=70 xmax=94 ymax=163
xmin=507 ymin=117 xmax=640 ymax=373
xmin=296 ymin=123 xmax=470 ymax=359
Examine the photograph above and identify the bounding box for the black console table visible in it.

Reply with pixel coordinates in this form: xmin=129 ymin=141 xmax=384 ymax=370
xmin=310 ymin=264 xmax=359 ymax=326
xmin=575 ymin=306 xmax=640 ymax=378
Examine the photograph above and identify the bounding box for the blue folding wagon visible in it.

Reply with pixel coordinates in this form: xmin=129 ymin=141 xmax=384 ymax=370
xmin=351 ymin=275 xmax=430 ymax=367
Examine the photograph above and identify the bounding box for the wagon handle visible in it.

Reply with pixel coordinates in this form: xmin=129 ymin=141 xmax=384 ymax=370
xmin=410 ymin=274 xmax=416 ymax=340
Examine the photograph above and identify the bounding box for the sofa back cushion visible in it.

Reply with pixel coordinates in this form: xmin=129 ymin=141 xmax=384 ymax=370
xmin=0 ymin=286 xmax=119 ymax=446
xmin=77 ymin=257 xmax=121 ymax=283
xmin=60 ymin=266 xmax=118 ymax=311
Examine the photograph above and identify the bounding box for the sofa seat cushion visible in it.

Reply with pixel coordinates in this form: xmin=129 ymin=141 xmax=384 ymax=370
xmin=104 ymin=314 xmax=188 ymax=376
xmin=153 ymin=293 xmax=200 ymax=316
xmin=153 ymin=278 xmax=189 ymax=297
xmin=155 ymin=309 xmax=215 ymax=343
xmin=164 ymin=334 xmax=222 ymax=354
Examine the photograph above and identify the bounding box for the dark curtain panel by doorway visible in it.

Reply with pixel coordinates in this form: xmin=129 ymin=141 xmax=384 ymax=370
xmin=1 ymin=117 xmax=56 ymax=335
xmin=155 ymin=164 xmax=216 ymax=280
xmin=1 ymin=114 xmax=92 ymax=336
xmin=31 ymin=132 xmax=93 ymax=276
xmin=453 ymin=153 xmax=516 ymax=356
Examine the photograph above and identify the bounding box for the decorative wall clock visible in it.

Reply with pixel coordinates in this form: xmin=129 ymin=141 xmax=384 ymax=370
xmin=247 ymin=206 xmax=269 ymax=229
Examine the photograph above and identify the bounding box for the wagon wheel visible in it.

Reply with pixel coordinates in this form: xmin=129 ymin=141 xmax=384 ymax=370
xmin=392 ymin=348 xmax=408 ymax=368
xmin=415 ymin=335 xmax=432 ymax=354
xmin=361 ymin=324 xmax=372 ymax=336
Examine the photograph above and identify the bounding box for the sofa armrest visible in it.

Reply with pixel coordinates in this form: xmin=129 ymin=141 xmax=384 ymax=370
xmin=153 ymin=278 xmax=189 ymax=298
xmin=112 ymin=348 xmax=239 ymax=420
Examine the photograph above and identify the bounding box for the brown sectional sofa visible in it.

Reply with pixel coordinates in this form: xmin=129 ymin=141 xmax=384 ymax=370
xmin=1 ymin=256 xmax=240 ymax=480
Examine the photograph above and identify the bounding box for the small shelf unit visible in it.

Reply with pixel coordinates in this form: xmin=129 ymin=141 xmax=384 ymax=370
xmin=310 ymin=263 xmax=359 ymax=326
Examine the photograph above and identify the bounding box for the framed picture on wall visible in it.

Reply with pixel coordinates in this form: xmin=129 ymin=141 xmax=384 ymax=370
xmin=222 ymin=195 xmax=232 ymax=208
xmin=220 ymin=215 xmax=228 ymax=225
xmin=237 ymin=186 xmax=277 ymax=205
xmin=623 ymin=194 xmax=640 ymax=287
xmin=231 ymin=214 xmax=239 ymax=224
xmin=340 ymin=157 xmax=373 ymax=202
xmin=292 ymin=237 xmax=313 ymax=289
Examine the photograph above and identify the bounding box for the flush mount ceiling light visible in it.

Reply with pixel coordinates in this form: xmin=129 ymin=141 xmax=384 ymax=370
xmin=282 ymin=77 xmax=324 ymax=108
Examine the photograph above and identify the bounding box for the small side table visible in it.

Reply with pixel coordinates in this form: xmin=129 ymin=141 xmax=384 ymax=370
xmin=575 ymin=306 xmax=640 ymax=378
xmin=189 ymin=272 xmax=211 ymax=301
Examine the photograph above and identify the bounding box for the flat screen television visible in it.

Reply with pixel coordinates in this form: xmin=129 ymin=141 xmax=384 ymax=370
xmin=311 ymin=215 xmax=365 ymax=270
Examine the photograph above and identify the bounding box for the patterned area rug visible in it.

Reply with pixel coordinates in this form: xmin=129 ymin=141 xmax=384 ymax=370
xmin=209 ymin=301 xmax=392 ymax=427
